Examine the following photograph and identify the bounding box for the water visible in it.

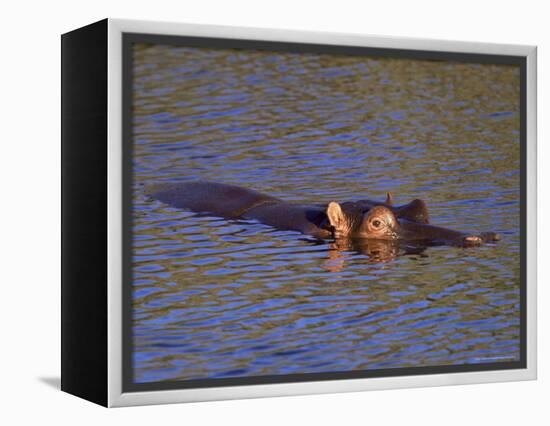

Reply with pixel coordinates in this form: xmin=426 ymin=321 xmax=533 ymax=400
xmin=131 ymin=43 xmax=521 ymax=383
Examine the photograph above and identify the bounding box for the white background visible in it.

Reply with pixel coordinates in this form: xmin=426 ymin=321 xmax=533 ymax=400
xmin=0 ymin=0 xmax=547 ymax=424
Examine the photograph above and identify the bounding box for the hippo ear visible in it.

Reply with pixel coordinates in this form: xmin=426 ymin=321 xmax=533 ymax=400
xmin=327 ymin=202 xmax=345 ymax=229
xmin=385 ymin=192 xmax=394 ymax=205
xmin=395 ymin=199 xmax=430 ymax=224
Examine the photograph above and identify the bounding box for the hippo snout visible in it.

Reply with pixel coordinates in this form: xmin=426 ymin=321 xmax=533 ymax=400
xmin=462 ymin=232 xmax=501 ymax=247
xmin=462 ymin=235 xmax=483 ymax=246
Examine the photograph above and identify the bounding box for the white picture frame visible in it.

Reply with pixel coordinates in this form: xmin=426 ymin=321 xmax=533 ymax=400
xmin=61 ymin=18 xmax=537 ymax=407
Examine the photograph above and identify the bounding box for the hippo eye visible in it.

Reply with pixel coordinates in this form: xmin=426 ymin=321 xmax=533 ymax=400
xmin=372 ymin=219 xmax=382 ymax=228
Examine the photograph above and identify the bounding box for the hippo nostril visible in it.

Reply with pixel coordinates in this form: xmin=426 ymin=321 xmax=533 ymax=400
xmin=463 ymin=235 xmax=482 ymax=246
xmin=480 ymin=232 xmax=501 ymax=242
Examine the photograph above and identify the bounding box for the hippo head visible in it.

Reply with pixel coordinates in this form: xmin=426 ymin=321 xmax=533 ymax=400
xmin=327 ymin=202 xmax=399 ymax=240
xmin=326 ymin=201 xmax=500 ymax=246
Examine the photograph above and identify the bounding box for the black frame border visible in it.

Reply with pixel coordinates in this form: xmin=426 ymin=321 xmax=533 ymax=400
xmin=61 ymin=19 xmax=109 ymax=406
xmin=121 ymin=32 xmax=527 ymax=393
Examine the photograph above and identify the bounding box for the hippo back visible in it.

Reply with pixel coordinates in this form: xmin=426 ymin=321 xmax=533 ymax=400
xmin=147 ymin=181 xmax=281 ymax=218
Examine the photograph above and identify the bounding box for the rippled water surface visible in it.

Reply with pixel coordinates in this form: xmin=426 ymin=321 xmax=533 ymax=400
xmin=131 ymin=43 xmax=521 ymax=383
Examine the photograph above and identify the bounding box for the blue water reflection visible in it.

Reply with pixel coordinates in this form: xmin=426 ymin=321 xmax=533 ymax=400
xmin=131 ymin=44 xmax=521 ymax=383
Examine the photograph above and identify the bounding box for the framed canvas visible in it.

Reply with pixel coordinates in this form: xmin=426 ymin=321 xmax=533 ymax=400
xmin=61 ymin=18 xmax=537 ymax=407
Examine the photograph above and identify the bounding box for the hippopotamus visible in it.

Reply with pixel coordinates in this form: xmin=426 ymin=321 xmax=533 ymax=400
xmin=148 ymin=181 xmax=500 ymax=247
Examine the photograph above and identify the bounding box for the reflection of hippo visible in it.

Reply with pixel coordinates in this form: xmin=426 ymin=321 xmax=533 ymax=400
xmin=148 ymin=181 xmax=500 ymax=247
xmin=325 ymin=238 xmax=428 ymax=268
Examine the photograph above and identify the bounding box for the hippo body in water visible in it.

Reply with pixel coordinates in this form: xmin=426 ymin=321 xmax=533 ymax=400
xmin=149 ymin=181 xmax=331 ymax=237
xmin=149 ymin=181 xmax=499 ymax=247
